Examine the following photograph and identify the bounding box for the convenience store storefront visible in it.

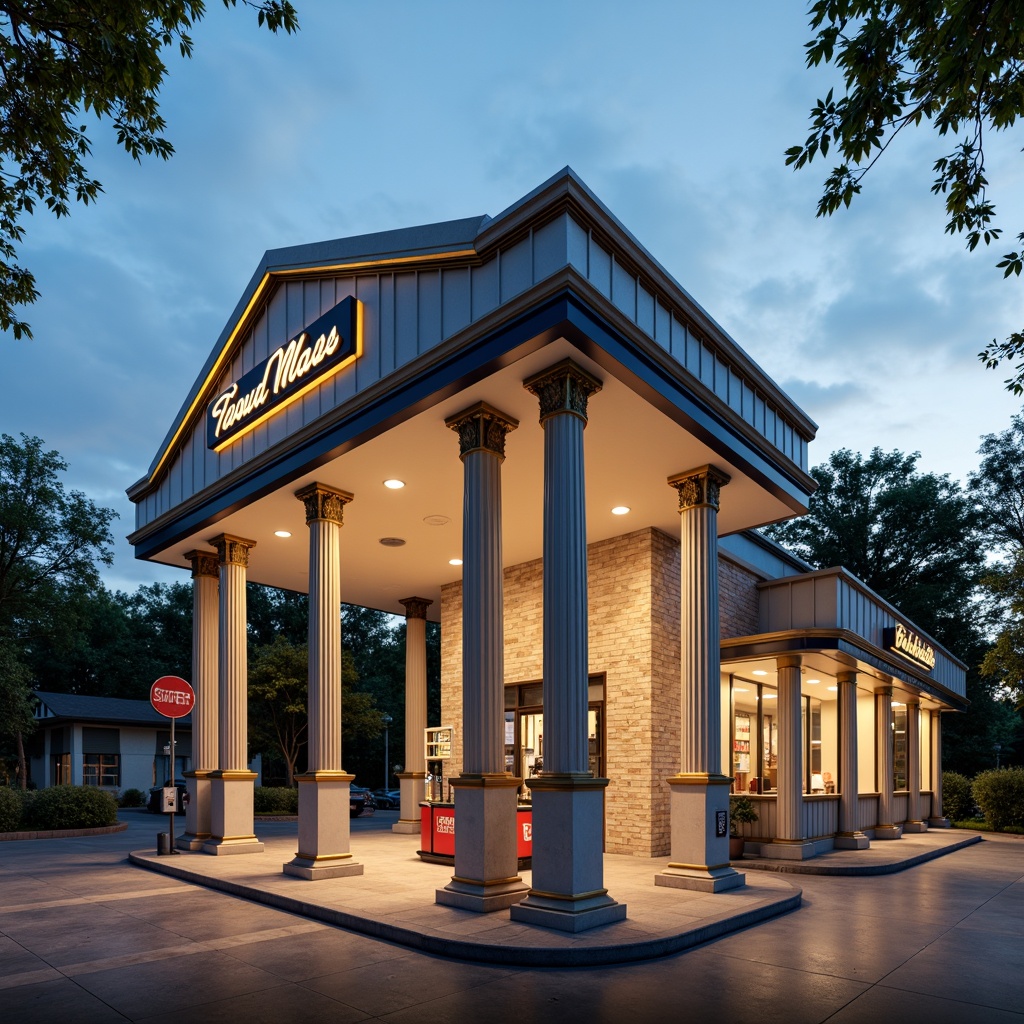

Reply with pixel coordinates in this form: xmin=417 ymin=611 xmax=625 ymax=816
xmin=128 ymin=169 xmax=964 ymax=934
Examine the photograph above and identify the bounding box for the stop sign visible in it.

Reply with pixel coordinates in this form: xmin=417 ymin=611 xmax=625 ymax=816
xmin=150 ymin=676 xmax=195 ymax=719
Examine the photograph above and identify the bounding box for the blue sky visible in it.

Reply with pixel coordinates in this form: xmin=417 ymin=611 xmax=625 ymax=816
xmin=4 ymin=2 xmax=1022 ymax=592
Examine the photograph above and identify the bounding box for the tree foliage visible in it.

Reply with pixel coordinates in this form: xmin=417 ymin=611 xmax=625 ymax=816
xmin=0 ymin=0 xmax=298 ymax=340
xmin=762 ymin=447 xmax=983 ymax=648
xmin=786 ymin=1 xmax=1024 ymax=392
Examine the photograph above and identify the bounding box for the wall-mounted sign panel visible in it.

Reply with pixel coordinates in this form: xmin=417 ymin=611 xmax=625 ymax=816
xmin=883 ymin=623 xmax=936 ymax=671
xmin=207 ymin=295 xmax=362 ymax=451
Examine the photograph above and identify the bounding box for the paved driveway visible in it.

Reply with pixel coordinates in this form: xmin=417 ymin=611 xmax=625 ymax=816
xmin=1 ymin=812 xmax=1021 ymax=1023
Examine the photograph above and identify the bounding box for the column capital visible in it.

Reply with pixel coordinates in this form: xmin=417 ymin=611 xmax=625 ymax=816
xmin=836 ymin=669 xmax=858 ymax=685
xmin=445 ymin=401 xmax=518 ymax=461
xmin=399 ymin=596 xmax=433 ymax=619
xmin=523 ymin=358 xmax=603 ymax=424
xmin=295 ymin=483 xmax=353 ymax=526
xmin=209 ymin=534 xmax=256 ymax=568
xmin=777 ymin=654 xmax=802 ymax=672
xmin=668 ymin=465 xmax=731 ymax=513
xmin=875 ymin=684 xmax=893 ymax=697
xmin=185 ymin=549 xmax=219 ymax=579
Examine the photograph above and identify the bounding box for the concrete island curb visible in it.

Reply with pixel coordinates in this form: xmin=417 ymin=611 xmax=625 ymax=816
xmin=0 ymin=822 xmax=128 ymax=842
xmin=127 ymin=849 xmax=803 ymax=967
xmin=738 ymin=833 xmax=983 ymax=876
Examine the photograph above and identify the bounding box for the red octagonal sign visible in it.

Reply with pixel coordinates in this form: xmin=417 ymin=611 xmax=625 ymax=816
xmin=150 ymin=676 xmax=195 ymax=719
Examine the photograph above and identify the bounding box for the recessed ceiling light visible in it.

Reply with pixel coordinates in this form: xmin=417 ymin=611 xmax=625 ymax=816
xmin=274 ymin=531 xmax=292 ymax=538
xmin=383 ymin=479 xmax=405 ymax=489
xmin=449 ymin=558 xmax=463 ymax=566
xmin=733 ymin=687 xmax=749 ymax=693
xmin=424 ymin=515 xmax=450 ymax=527
xmin=752 ymin=670 xmax=768 ymax=676
xmin=379 ymin=537 xmax=406 ymax=547
xmin=611 ymin=505 xmax=630 ymax=515
xmin=891 ymin=700 xmax=902 ymax=707
xmin=762 ymin=693 xmax=777 ymax=699
xmin=827 ymin=686 xmax=838 ymax=692
xmin=806 ymin=678 xmax=820 ymax=685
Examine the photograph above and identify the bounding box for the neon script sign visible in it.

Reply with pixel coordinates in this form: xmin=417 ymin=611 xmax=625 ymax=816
xmin=206 ymin=295 xmax=362 ymax=450
xmin=883 ymin=623 xmax=936 ymax=671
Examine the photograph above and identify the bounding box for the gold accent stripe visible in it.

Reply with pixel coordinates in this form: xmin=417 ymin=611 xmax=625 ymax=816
xmin=450 ymin=875 xmax=523 ymax=887
xmin=526 ymin=888 xmax=609 ymax=903
xmin=294 ymin=852 xmax=353 ymax=863
xmin=667 ymin=861 xmax=732 ymax=872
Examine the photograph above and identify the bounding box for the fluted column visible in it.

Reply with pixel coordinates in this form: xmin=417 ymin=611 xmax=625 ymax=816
xmin=656 ymin=465 xmax=745 ymax=891
xmin=903 ymin=699 xmax=927 ymax=832
xmin=835 ymin=670 xmax=869 ymax=849
xmin=204 ymin=534 xmax=263 ymax=855
xmin=179 ymin=549 xmax=218 ymax=850
xmin=928 ymin=709 xmax=950 ymax=826
xmin=512 ymin=359 xmax=625 ymax=932
xmin=874 ymin=684 xmax=902 ymax=839
xmin=286 ymin=484 xmax=363 ymax=879
xmin=436 ymin=402 xmax=527 ymax=913
xmin=395 ymin=597 xmax=432 ymax=834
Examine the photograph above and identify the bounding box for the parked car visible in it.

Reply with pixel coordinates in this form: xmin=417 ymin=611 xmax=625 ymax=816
xmin=148 ymin=779 xmax=187 ymax=814
xmin=373 ymin=789 xmax=399 ymax=809
xmin=350 ymin=785 xmax=375 ymax=817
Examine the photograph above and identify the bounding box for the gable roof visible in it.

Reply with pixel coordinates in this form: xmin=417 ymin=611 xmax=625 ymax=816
xmin=33 ymin=691 xmax=191 ymax=728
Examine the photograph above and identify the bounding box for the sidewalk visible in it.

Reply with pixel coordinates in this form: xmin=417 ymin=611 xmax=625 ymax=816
xmin=128 ymin=822 xmax=980 ymax=967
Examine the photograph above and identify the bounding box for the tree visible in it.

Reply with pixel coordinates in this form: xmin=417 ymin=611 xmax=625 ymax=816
xmin=763 ymin=448 xmax=984 ymax=649
xmin=0 ymin=637 xmax=34 ymax=787
xmin=0 ymin=0 xmax=298 ymax=341
xmin=248 ymin=635 xmax=307 ymax=787
xmin=785 ymin=2 xmax=1024 ymax=392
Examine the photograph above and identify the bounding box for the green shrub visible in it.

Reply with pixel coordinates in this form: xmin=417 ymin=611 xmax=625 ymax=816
xmin=23 ymin=785 xmax=118 ymax=830
xmin=972 ymin=767 xmax=1024 ymax=831
xmin=0 ymin=787 xmax=22 ymax=832
xmin=941 ymin=771 xmax=975 ymax=821
xmin=253 ymin=786 xmax=298 ymax=814
xmin=118 ymin=788 xmax=147 ymax=808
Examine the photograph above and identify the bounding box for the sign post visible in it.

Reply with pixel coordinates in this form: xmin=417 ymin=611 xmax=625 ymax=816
xmin=150 ymin=675 xmax=195 ymax=855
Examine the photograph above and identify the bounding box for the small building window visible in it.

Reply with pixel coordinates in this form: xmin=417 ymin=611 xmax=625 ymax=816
xmin=83 ymin=753 xmax=120 ymax=787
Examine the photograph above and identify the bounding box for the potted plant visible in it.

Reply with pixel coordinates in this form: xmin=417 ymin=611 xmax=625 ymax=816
xmin=729 ymin=794 xmax=758 ymax=859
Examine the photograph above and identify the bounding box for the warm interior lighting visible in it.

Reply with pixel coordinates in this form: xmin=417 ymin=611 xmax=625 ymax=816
xmin=762 ymin=693 xmax=777 ymax=700
xmin=383 ymin=479 xmax=405 ymax=489
xmin=449 ymin=558 xmax=463 ymax=566
xmin=733 ymin=687 xmax=749 ymax=693
xmin=274 ymin=530 xmax=291 ymax=538
xmin=611 ymin=505 xmax=630 ymax=515
xmin=752 ymin=669 xmax=768 ymax=676
xmin=827 ymin=686 xmax=838 ymax=692
xmin=806 ymin=678 xmax=820 ymax=684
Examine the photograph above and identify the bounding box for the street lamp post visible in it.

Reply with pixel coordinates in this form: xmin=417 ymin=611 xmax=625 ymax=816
xmin=382 ymin=714 xmax=393 ymax=789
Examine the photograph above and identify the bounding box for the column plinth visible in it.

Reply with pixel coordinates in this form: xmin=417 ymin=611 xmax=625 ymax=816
xmin=656 ymin=465 xmax=744 ymax=890
xmin=204 ymin=535 xmax=263 ymax=855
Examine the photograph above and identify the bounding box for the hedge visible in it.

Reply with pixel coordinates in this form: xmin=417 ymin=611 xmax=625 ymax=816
xmin=941 ymin=771 xmax=975 ymax=821
xmin=253 ymin=786 xmax=298 ymax=814
xmin=972 ymin=767 xmax=1024 ymax=831
xmin=0 ymin=787 xmax=21 ymax=832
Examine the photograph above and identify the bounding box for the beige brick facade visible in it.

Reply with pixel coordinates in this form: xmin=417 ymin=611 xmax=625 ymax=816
xmin=440 ymin=527 xmax=759 ymax=857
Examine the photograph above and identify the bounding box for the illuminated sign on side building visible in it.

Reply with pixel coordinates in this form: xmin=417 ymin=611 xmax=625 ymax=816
xmin=882 ymin=623 xmax=936 ymax=671
xmin=206 ymin=295 xmax=362 ymax=450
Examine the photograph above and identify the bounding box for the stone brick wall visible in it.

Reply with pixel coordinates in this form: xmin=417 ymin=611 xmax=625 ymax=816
xmin=719 ymin=553 xmax=761 ymax=639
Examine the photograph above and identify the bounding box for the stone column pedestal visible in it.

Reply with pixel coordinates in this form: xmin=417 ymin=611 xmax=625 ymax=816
xmin=179 ymin=769 xmax=212 ymax=850
xmin=655 ymin=774 xmax=744 ymax=892
xmin=511 ymin=775 xmax=625 ymax=931
xmin=435 ymin=775 xmax=528 ymax=912
xmin=394 ymin=771 xmax=426 ymax=834
xmin=284 ymin=771 xmax=364 ymax=879
xmin=203 ymin=770 xmax=264 ymax=855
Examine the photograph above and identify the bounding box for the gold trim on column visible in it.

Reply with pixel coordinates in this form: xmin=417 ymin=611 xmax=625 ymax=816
xmin=185 ymin=549 xmax=219 ymax=579
xmin=668 ymin=465 xmax=731 ymax=512
xmin=295 ymin=482 xmax=354 ymax=526
xmin=399 ymin=596 xmax=433 ymax=619
xmin=445 ymin=401 xmax=518 ymax=461
xmin=777 ymin=654 xmax=802 ymax=671
xmin=523 ymin=357 xmax=603 ymax=424
xmin=209 ymin=534 xmax=256 ymax=567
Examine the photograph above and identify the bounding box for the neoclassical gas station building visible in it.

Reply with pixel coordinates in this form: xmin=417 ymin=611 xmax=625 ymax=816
xmin=128 ymin=169 xmax=966 ymax=933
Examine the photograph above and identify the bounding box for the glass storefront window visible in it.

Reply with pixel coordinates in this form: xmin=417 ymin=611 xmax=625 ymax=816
xmin=892 ymin=704 xmax=909 ymax=790
xmin=730 ymin=678 xmax=777 ymax=794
